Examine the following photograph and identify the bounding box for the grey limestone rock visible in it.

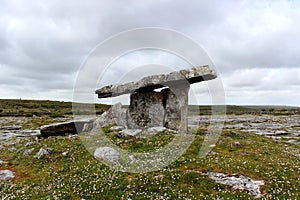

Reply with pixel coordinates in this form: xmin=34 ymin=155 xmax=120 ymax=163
xmin=110 ymin=126 xmax=125 ymax=131
xmin=34 ymin=147 xmax=53 ymax=159
xmin=203 ymin=172 xmax=264 ymax=198
xmin=94 ymin=146 xmax=120 ymax=163
xmin=40 ymin=118 xmax=94 ymax=137
xmin=129 ymin=91 xmax=165 ymax=128
xmin=119 ymin=129 xmax=142 ymax=137
xmin=68 ymin=134 xmax=78 ymax=140
xmin=95 ymin=65 xmax=216 ymax=98
xmin=25 ymin=141 xmax=37 ymax=147
xmin=2 ymin=125 xmax=22 ymax=130
xmin=23 ymin=148 xmax=34 ymax=156
xmin=0 ymin=170 xmax=14 ymax=180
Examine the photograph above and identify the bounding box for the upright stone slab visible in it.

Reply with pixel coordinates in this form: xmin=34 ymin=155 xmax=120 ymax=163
xmin=128 ymin=91 xmax=165 ymax=128
xmin=163 ymin=84 xmax=190 ymax=133
xmin=162 ymin=88 xmax=180 ymax=130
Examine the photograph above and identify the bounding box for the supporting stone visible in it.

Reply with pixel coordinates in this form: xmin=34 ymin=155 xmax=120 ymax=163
xmin=127 ymin=83 xmax=190 ymax=133
xmin=163 ymin=83 xmax=190 ymax=133
xmin=128 ymin=91 xmax=165 ymax=129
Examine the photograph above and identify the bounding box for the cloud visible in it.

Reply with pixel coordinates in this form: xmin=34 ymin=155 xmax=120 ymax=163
xmin=0 ymin=0 xmax=299 ymax=105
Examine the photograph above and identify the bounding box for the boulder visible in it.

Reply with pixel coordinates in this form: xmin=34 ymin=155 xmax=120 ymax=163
xmin=147 ymin=127 xmax=167 ymax=133
xmin=119 ymin=129 xmax=142 ymax=137
xmin=25 ymin=141 xmax=37 ymax=147
xmin=40 ymin=118 xmax=94 ymax=137
xmin=92 ymin=103 xmax=126 ymax=128
xmin=94 ymin=146 xmax=120 ymax=163
xmin=138 ymin=127 xmax=167 ymax=138
xmin=23 ymin=148 xmax=34 ymax=156
xmin=34 ymin=147 xmax=53 ymax=159
xmin=203 ymin=172 xmax=264 ymax=198
xmin=68 ymin=135 xmax=78 ymax=140
xmin=110 ymin=126 xmax=125 ymax=131
xmin=0 ymin=170 xmax=14 ymax=180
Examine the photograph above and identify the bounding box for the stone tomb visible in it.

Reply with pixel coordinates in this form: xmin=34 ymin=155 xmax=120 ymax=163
xmin=95 ymin=65 xmax=216 ymax=133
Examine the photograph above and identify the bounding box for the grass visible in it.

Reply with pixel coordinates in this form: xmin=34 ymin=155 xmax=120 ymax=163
xmin=0 ymin=100 xmax=299 ymax=199
xmin=188 ymin=105 xmax=300 ymax=115
xmin=0 ymin=99 xmax=109 ymax=117
xmin=0 ymin=129 xmax=299 ymax=199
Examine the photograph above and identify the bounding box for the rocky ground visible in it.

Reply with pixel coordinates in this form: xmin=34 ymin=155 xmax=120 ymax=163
xmin=0 ymin=113 xmax=299 ymax=199
xmin=189 ymin=114 xmax=300 ymax=147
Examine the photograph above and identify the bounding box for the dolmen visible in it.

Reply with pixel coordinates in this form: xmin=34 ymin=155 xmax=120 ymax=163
xmin=95 ymin=65 xmax=216 ymax=134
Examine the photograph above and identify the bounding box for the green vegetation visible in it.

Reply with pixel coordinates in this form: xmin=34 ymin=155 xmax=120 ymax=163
xmin=0 ymin=130 xmax=299 ymax=199
xmin=1 ymin=99 xmax=298 ymax=117
xmin=0 ymin=99 xmax=110 ymax=117
xmin=189 ymin=105 xmax=299 ymax=115
xmin=0 ymin=100 xmax=299 ymax=199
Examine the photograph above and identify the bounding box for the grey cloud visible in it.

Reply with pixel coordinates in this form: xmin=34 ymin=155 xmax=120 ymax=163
xmin=0 ymin=0 xmax=299 ymax=105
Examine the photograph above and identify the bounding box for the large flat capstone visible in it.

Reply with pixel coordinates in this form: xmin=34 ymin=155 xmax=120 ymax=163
xmin=95 ymin=65 xmax=216 ymax=98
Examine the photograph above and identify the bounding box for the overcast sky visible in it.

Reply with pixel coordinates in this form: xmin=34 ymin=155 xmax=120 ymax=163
xmin=0 ymin=0 xmax=299 ymax=106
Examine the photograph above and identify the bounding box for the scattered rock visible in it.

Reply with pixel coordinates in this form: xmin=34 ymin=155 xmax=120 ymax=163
xmin=34 ymin=148 xmax=53 ymax=159
xmin=19 ymin=129 xmax=41 ymax=136
xmin=23 ymin=148 xmax=34 ymax=156
xmin=229 ymin=141 xmax=241 ymax=147
xmin=148 ymin=127 xmax=167 ymax=133
xmin=2 ymin=125 xmax=22 ymax=130
xmin=8 ymin=147 xmax=17 ymax=152
xmin=0 ymin=170 xmax=14 ymax=180
xmin=62 ymin=152 xmax=68 ymax=156
xmin=40 ymin=118 xmax=94 ymax=137
xmin=218 ymin=139 xmax=226 ymax=144
xmin=154 ymin=174 xmax=164 ymax=179
xmin=0 ymin=159 xmax=3 ymax=165
xmin=0 ymin=133 xmax=16 ymax=140
xmin=25 ymin=141 xmax=37 ymax=147
xmin=119 ymin=129 xmax=142 ymax=137
xmin=208 ymin=151 xmax=218 ymax=155
xmin=94 ymin=147 xmax=120 ymax=163
xmin=236 ymin=152 xmax=248 ymax=155
xmin=69 ymin=135 xmax=78 ymax=140
xmin=138 ymin=127 xmax=167 ymax=138
xmin=286 ymin=139 xmax=300 ymax=145
xmin=110 ymin=126 xmax=125 ymax=131
xmin=203 ymin=172 xmax=264 ymax=198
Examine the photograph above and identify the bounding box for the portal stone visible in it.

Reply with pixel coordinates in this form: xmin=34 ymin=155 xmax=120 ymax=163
xmin=163 ymin=84 xmax=190 ymax=133
xmin=128 ymin=91 xmax=165 ymax=128
xmin=163 ymin=90 xmax=179 ymax=130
